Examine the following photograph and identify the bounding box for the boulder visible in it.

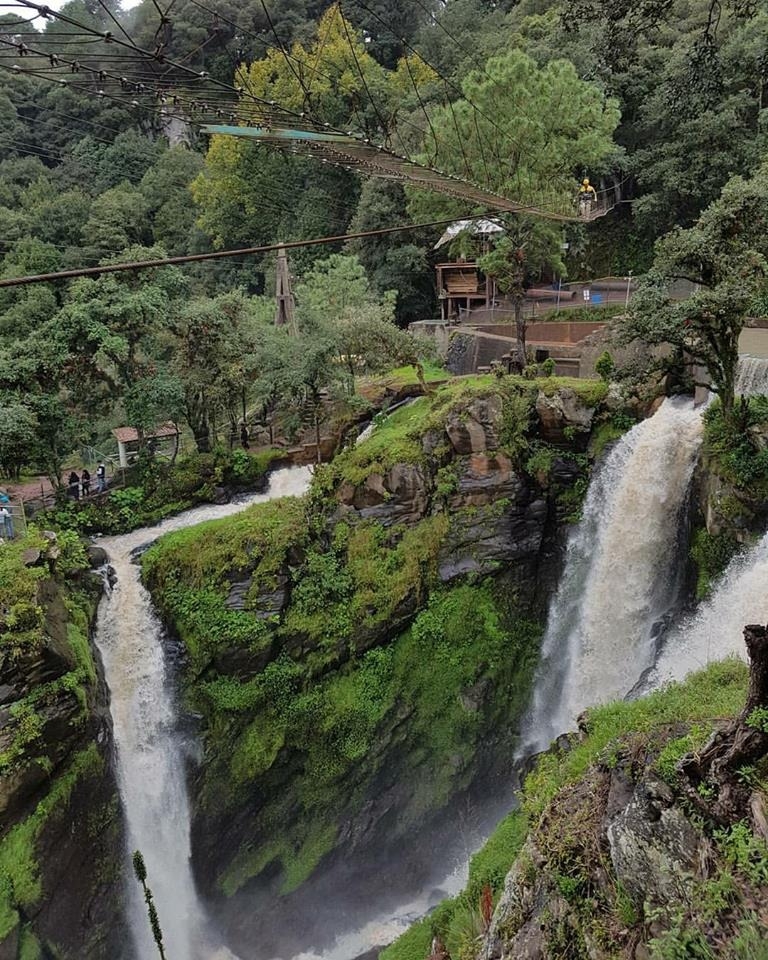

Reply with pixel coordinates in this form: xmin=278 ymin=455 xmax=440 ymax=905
xmin=445 ymin=395 xmax=504 ymax=454
xmin=86 ymin=544 xmax=108 ymax=568
xmin=606 ymin=776 xmax=705 ymax=905
xmin=535 ymin=388 xmax=596 ymax=443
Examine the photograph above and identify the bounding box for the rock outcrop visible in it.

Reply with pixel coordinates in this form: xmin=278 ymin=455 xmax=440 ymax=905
xmin=0 ymin=535 xmax=128 ymax=959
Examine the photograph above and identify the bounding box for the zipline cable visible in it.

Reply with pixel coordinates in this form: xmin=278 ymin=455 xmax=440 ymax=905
xmin=0 ymin=214 xmax=491 ymax=288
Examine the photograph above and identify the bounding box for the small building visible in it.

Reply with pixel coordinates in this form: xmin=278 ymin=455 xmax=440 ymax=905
xmin=436 ymin=261 xmax=497 ymax=322
xmin=111 ymin=423 xmax=180 ymax=468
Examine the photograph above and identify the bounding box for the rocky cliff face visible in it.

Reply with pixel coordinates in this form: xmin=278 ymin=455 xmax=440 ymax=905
xmin=481 ymin=651 xmax=768 ymax=960
xmin=142 ymin=376 xmax=611 ymax=950
xmin=0 ymin=533 xmax=128 ymax=959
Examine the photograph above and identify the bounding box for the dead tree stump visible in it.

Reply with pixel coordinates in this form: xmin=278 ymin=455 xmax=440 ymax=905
xmin=678 ymin=625 xmax=768 ymax=827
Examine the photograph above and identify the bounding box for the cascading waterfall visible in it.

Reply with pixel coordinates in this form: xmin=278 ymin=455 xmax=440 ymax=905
xmin=519 ymin=398 xmax=703 ymax=753
xmin=736 ymin=355 xmax=768 ymax=396
xmin=95 ymin=466 xmax=312 ymax=960
xmin=645 ymin=531 xmax=768 ymax=689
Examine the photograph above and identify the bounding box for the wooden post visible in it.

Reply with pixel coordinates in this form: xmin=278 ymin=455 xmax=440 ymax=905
xmin=275 ymin=245 xmax=298 ymax=335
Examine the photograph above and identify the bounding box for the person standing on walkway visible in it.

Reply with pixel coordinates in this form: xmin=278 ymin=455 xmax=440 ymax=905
xmin=96 ymin=463 xmax=107 ymax=493
xmin=81 ymin=468 xmax=91 ymax=497
xmin=68 ymin=471 xmax=80 ymax=500
xmin=0 ymin=504 xmax=13 ymax=539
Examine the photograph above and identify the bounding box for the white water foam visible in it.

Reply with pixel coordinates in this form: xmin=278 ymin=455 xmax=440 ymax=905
xmin=95 ymin=466 xmax=313 ymax=960
xmin=646 ymin=531 xmax=768 ymax=689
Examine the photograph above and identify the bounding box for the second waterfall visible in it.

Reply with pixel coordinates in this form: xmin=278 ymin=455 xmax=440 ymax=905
xmin=95 ymin=466 xmax=313 ymax=960
xmin=521 ymin=397 xmax=704 ymax=753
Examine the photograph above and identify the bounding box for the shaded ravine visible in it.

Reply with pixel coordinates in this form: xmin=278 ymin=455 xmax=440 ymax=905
xmin=95 ymin=466 xmax=313 ymax=960
xmin=519 ymin=397 xmax=703 ymax=754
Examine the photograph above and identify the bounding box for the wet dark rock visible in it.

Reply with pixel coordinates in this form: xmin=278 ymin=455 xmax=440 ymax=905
xmin=87 ymin=544 xmax=108 ymax=568
xmin=212 ymin=485 xmax=230 ymax=505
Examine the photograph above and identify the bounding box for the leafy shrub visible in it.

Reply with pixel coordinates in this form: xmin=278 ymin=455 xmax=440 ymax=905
xmin=703 ymin=399 xmax=768 ymax=495
xmin=595 ymin=350 xmax=615 ymax=382
xmin=690 ymin=529 xmax=740 ymax=600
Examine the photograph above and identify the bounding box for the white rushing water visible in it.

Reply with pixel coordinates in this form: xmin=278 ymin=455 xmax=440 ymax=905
xmin=95 ymin=466 xmax=312 ymax=960
xmin=646 ymin=531 xmax=768 ymax=689
xmin=520 ymin=398 xmax=703 ymax=753
xmin=736 ymin=355 xmax=768 ymax=396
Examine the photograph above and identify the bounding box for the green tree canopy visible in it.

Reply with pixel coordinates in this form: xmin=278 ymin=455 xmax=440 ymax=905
xmin=625 ymin=161 xmax=768 ymax=421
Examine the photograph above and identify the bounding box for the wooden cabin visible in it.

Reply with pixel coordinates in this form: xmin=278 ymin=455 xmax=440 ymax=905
xmin=435 ymin=261 xmax=496 ymax=322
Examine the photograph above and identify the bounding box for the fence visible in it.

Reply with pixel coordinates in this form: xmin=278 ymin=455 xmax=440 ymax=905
xmin=1 ymin=497 xmax=28 ymax=542
xmin=456 ymin=275 xmax=698 ymax=325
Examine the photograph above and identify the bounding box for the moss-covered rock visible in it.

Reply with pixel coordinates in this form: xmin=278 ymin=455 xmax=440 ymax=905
xmin=0 ymin=530 xmax=128 ymax=958
xmin=141 ymin=375 xmax=613 ymax=935
xmin=385 ymin=659 xmax=765 ymax=960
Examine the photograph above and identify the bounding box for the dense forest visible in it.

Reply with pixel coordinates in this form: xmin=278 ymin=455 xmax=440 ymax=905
xmin=1 ymin=0 xmax=766 ymax=483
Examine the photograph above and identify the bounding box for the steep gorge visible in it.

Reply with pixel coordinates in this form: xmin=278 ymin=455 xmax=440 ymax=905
xmin=138 ymin=376 xmax=646 ymax=955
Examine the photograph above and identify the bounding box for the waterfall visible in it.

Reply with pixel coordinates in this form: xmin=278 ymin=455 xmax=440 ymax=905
xmin=646 ymin=532 xmax=768 ymax=688
xmin=95 ymin=466 xmax=313 ymax=960
xmin=736 ymin=355 xmax=768 ymax=396
xmin=520 ymin=398 xmax=703 ymax=753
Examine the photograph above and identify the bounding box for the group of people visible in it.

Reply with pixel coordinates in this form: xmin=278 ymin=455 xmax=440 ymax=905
xmin=67 ymin=463 xmax=107 ymax=500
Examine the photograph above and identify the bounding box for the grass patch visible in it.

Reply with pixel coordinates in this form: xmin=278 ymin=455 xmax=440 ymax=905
xmin=522 ymin=658 xmax=747 ymax=820
xmin=385 ymin=659 xmax=751 ymax=960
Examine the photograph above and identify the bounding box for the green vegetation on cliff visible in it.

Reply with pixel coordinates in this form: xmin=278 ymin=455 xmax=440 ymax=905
xmin=0 ymin=745 xmax=102 ymax=940
xmin=145 ymin=488 xmax=542 ymax=896
xmin=318 ymin=374 xmax=606 ymax=489
xmin=0 ymin=530 xmax=119 ymax=953
xmin=0 ymin=530 xmax=96 ymax=775
xmin=213 ymin=581 xmax=540 ymax=897
xmin=141 ymin=376 xmax=610 ymax=898
xmin=384 ymin=659 xmax=756 ymax=960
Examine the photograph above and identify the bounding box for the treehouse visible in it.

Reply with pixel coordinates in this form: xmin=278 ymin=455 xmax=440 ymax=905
xmin=435 ymin=261 xmax=496 ymax=322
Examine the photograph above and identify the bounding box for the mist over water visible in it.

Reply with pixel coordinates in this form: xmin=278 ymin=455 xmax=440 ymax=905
xmin=94 ymin=467 xmax=313 ymax=960
xmin=519 ymin=398 xmax=703 ymax=754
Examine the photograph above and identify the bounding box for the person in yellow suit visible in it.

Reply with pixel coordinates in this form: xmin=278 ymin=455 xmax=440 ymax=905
xmin=578 ymin=178 xmax=598 ymax=217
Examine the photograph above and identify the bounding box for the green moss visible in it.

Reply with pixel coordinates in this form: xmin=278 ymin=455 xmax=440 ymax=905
xmin=0 ymin=745 xmax=102 ymax=938
xmin=18 ymin=926 xmax=43 ymax=960
xmin=533 ymin=376 xmax=609 ymax=406
xmin=143 ymin=496 xmax=309 ymax=672
xmin=690 ymin=529 xmax=740 ymax=600
xmin=203 ymin=582 xmax=541 ymax=896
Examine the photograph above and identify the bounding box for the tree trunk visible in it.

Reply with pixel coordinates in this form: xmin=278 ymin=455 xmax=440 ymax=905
xmin=678 ymin=624 xmax=768 ymax=825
